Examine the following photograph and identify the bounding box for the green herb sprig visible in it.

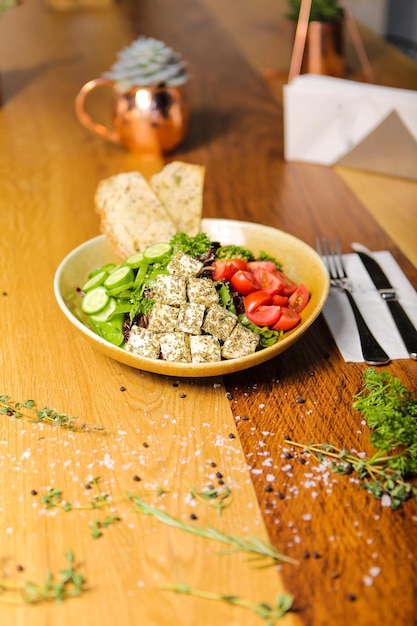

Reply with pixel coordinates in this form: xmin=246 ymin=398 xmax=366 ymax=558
xmin=129 ymin=496 xmax=298 ymax=566
xmin=190 ymin=485 xmax=233 ymax=516
xmin=0 ymin=395 xmax=104 ymax=432
xmin=40 ymin=478 xmax=167 ymax=538
xmin=162 ymin=584 xmax=293 ymax=624
xmin=0 ymin=552 xmax=86 ymax=605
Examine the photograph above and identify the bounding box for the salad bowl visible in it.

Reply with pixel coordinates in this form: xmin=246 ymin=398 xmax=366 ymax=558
xmin=54 ymin=219 xmax=330 ymax=377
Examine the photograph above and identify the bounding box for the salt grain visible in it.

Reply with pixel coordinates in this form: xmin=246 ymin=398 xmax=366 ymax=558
xmin=381 ymin=494 xmax=392 ymax=507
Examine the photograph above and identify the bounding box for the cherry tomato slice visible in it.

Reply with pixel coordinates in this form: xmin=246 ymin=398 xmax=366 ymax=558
xmin=212 ymin=258 xmax=247 ymax=281
xmin=272 ymin=270 xmax=298 ymax=296
xmin=272 ymin=307 xmax=301 ymax=331
xmin=252 ymin=268 xmax=285 ymax=295
xmin=230 ymin=270 xmax=260 ymax=294
xmin=288 ymin=283 xmax=309 ymax=313
xmin=244 ymin=290 xmax=272 ymax=314
xmin=247 ymin=260 xmax=277 ymax=274
xmin=246 ymin=305 xmax=282 ymax=327
xmin=271 ymin=294 xmax=289 ymax=307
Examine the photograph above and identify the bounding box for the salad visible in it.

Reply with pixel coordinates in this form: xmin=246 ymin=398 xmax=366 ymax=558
xmin=78 ymin=232 xmax=309 ymax=363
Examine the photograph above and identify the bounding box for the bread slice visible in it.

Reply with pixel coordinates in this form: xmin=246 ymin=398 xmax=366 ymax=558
xmin=150 ymin=161 xmax=205 ymax=236
xmin=95 ymin=172 xmax=177 ymax=258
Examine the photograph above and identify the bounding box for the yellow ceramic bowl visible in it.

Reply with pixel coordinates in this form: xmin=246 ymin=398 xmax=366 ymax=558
xmin=54 ymin=219 xmax=329 ymax=377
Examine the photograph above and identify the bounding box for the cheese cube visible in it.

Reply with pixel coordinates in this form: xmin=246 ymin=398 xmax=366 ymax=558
xmin=160 ymin=332 xmax=191 ymax=362
xmin=154 ymin=274 xmax=187 ymax=306
xmin=147 ymin=303 xmax=179 ymax=332
xmin=167 ymin=251 xmax=203 ymax=278
xmin=176 ymin=303 xmax=206 ymax=335
xmin=125 ymin=326 xmax=161 ymax=359
xmin=187 ymin=277 xmax=219 ymax=306
xmin=221 ymin=323 xmax=259 ymax=359
xmin=202 ymin=303 xmax=237 ymax=342
xmin=190 ymin=335 xmax=221 ymax=363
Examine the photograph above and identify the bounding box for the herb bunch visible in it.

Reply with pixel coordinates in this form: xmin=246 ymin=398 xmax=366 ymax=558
xmin=353 ymin=368 xmax=417 ymax=475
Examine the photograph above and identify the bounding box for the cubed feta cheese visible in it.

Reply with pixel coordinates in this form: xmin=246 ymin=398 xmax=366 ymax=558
xmin=221 ymin=323 xmax=259 ymax=359
xmin=147 ymin=303 xmax=179 ymax=332
xmin=154 ymin=274 xmax=187 ymax=306
xmin=167 ymin=251 xmax=203 ymax=278
xmin=176 ymin=303 xmax=205 ymax=335
xmin=202 ymin=303 xmax=237 ymax=342
xmin=125 ymin=326 xmax=161 ymax=359
xmin=187 ymin=277 xmax=219 ymax=306
xmin=190 ymin=335 xmax=221 ymax=363
xmin=159 ymin=332 xmax=191 ymax=362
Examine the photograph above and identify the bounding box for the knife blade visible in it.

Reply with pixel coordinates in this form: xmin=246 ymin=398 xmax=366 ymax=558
xmin=352 ymin=243 xmax=417 ymax=360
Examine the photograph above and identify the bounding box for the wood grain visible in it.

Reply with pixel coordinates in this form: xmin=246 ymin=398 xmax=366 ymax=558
xmin=0 ymin=1 xmax=416 ymax=625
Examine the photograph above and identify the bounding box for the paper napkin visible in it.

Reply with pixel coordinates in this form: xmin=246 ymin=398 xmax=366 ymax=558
xmin=322 ymin=251 xmax=417 ymax=362
xmin=283 ymin=75 xmax=417 ymax=181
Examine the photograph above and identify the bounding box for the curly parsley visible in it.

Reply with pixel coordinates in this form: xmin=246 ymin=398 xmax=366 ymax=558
xmin=170 ymin=232 xmax=212 ymax=257
xmin=353 ymin=368 xmax=417 ymax=476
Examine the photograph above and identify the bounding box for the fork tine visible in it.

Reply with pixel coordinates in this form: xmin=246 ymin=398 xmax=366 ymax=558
xmin=334 ymin=239 xmax=347 ymax=279
xmin=317 ymin=237 xmax=337 ymax=280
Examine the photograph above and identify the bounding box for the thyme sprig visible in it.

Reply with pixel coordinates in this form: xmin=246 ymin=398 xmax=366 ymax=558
xmin=162 ymin=584 xmax=293 ymax=624
xmin=0 ymin=552 xmax=86 ymax=605
xmin=40 ymin=478 xmax=166 ymax=538
xmin=129 ymin=496 xmax=298 ymax=566
xmin=190 ymin=485 xmax=233 ymax=516
xmin=0 ymin=395 xmax=104 ymax=432
xmin=285 ymin=440 xmax=417 ymax=509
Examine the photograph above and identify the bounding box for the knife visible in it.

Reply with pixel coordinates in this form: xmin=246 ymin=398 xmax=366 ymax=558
xmin=352 ymin=243 xmax=417 ymax=360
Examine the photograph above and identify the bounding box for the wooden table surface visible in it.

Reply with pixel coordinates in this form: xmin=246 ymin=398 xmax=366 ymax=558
xmin=0 ymin=1 xmax=416 ymax=626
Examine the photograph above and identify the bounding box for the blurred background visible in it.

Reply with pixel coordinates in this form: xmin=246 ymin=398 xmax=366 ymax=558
xmin=351 ymin=0 xmax=417 ymax=60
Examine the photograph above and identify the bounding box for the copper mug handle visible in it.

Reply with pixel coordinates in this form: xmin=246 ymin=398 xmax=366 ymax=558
xmin=75 ymin=78 xmax=120 ymax=145
xmin=75 ymin=79 xmax=190 ymax=155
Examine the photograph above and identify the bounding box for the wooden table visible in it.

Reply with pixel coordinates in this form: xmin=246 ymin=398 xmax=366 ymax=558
xmin=0 ymin=1 xmax=416 ymax=625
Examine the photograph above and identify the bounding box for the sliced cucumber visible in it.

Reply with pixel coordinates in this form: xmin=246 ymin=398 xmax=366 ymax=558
xmin=81 ymin=287 xmax=109 ymax=315
xmin=103 ymin=265 xmax=134 ymax=289
xmin=105 ymin=282 xmax=135 ymax=297
xmin=88 ymin=263 xmax=116 ymax=279
xmin=90 ymin=297 xmax=117 ymax=322
xmin=125 ymin=252 xmax=145 ymax=269
xmin=134 ymin=262 xmax=149 ymax=287
xmin=81 ymin=270 xmax=108 ymax=293
xmin=143 ymin=242 xmax=172 ymax=263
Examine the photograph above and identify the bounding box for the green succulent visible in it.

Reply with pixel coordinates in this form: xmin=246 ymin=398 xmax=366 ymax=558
xmin=103 ymin=36 xmax=189 ymax=92
xmin=287 ymin=0 xmax=344 ymax=22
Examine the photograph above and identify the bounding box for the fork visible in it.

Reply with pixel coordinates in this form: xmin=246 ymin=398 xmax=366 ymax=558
xmin=317 ymin=237 xmax=390 ymax=365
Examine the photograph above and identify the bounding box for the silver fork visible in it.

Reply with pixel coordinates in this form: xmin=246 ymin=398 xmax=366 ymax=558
xmin=317 ymin=237 xmax=390 ymax=365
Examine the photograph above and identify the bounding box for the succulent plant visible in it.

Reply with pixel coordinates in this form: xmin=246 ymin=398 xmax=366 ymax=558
xmin=103 ymin=36 xmax=190 ymax=92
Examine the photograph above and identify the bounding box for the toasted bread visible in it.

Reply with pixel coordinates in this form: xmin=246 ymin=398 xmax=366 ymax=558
xmin=95 ymin=172 xmax=177 ymax=258
xmin=150 ymin=161 xmax=205 ymax=236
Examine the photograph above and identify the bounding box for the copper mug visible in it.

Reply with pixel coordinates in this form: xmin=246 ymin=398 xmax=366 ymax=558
xmin=75 ymin=79 xmax=190 ymax=155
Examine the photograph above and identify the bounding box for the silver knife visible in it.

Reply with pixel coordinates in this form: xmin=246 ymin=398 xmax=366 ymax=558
xmin=352 ymin=243 xmax=417 ymax=360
